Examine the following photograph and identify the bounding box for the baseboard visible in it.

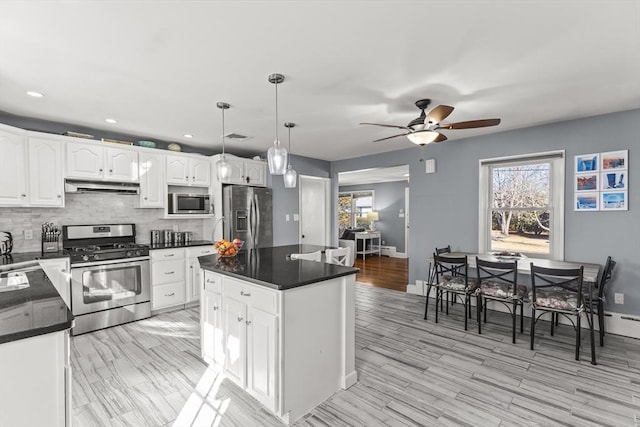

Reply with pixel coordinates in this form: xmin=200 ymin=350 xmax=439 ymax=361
xmin=408 ymin=279 xmax=640 ymax=340
xmin=392 ymin=252 xmax=407 ymax=258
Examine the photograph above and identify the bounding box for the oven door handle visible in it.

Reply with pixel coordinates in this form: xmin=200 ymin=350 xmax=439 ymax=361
xmin=71 ymin=256 xmax=150 ymax=268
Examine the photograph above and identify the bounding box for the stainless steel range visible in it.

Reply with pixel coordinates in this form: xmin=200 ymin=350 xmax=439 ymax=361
xmin=64 ymin=224 xmax=150 ymax=335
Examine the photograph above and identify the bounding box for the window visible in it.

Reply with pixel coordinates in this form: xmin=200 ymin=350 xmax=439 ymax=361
xmin=338 ymin=191 xmax=374 ymax=234
xmin=479 ymin=151 xmax=564 ymax=259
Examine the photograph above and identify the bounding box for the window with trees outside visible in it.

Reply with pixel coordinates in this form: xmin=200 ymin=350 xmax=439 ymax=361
xmin=338 ymin=191 xmax=374 ymax=236
xmin=478 ymin=151 xmax=565 ymax=259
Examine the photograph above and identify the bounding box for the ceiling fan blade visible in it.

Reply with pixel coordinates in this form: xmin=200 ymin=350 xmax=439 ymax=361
xmin=372 ymin=133 xmax=410 ymax=143
xmin=438 ymin=118 xmax=501 ymax=130
xmin=426 ymin=105 xmax=454 ymax=124
xmin=360 ymin=122 xmax=412 ymax=131
xmin=434 ymin=133 xmax=448 ymax=143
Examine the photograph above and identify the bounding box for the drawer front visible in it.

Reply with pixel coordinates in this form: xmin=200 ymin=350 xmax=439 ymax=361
xmin=223 ymin=277 xmax=278 ymax=315
xmin=152 ymin=259 xmax=186 ymax=286
xmin=150 ymin=248 xmax=185 ymax=260
xmin=188 ymin=245 xmax=216 ymax=257
xmin=152 ymin=282 xmax=185 ymax=309
xmin=203 ymin=270 xmax=222 ymax=293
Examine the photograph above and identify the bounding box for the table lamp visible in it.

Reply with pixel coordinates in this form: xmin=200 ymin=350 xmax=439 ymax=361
xmin=367 ymin=211 xmax=379 ymax=231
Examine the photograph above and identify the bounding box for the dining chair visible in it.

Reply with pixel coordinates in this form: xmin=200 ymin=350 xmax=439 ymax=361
xmin=590 ymin=256 xmax=616 ymax=346
xmin=431 ymin=245 xmax=452 ymax=310
xmin=325 ymin=247 xmax=351 ymax=266
xmin=290 ymin=251 xmax=322 ymax=262
xmin=529 ymin=263 xmax=596 ymax=365
xmin=424 ymin=254 xmax=478 ymax=331
xmin=475 ymin=257 xmax=527 ymax=343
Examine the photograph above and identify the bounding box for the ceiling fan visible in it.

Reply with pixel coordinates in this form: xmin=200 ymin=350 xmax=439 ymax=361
xmin=360 ymin=99 xmax=501 ymax=145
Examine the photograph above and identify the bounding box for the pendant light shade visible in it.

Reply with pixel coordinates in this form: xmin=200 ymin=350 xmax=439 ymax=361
xmin=216 ymin=102 xmax=232 ymax=181
xmin=267 ymin=73 xmax=288 ymax=175
xmin=283 ymin=122 xmax=297 ymax=188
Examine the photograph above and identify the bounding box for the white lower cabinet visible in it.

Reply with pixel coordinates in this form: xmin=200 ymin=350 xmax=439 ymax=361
xmin=186 ymin=246 xmax=215 ymax=304
xmin=0 ymin=330 xmax=71 ymax=427
xmin=201 ymin=271 xmax=279 ymax=412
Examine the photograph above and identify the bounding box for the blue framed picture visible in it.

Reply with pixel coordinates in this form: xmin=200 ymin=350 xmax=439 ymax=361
xmin=575 ymin=153 xmax=599 ymax=173
xmin=601 ymin=191 xmax=627 ymax=211
xmin=575 ymin=192 xmax=599 ymax=211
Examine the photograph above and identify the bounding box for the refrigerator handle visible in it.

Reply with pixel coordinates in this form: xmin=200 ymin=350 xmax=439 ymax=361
xmin=253 ymin=193 xmax=261 ymax=247
xmin=249 ymin=195 xmax=257 ymax=247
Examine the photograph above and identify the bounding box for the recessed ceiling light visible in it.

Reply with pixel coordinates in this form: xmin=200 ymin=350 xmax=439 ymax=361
xmin=26 ymin=91 xmax=44 ymax=98
xmin=183 ymin=134 xmax=193 ymax=138
xmin=105 ymin=118 xmax=117 ymax=124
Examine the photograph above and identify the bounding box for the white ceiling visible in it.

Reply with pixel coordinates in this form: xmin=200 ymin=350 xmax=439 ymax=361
xmin=1 ymin=1 xmax=639 ymax=161
xmin=338 ymin=165 xmax=409 ymax=186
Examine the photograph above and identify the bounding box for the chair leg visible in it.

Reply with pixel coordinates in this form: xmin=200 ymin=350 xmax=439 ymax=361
xmin=440 ymin=291 xmax=444 ymax=310
xmin=555 ymin=312 xmax=559 ymax=326
xmin=520 ymin=301 xmax=524 ymax=333
xmin=423 ymin=283 xmax=433 ymax=320
xmin=575 ymin=314 xmax=581 ymax=361
xmin=589 ymin=310 xmax=597 ymax=365
xmin=530 ymin=308 xmax=536 ymax=350
xmin=435 ymin=288 xmax=439 ymax=323
xmin=477 ymin=295 xmax=482 ymax=334
xmin=464 ymin=295 xmax=468 ymax=331
xmin=598 ymin=301 xmax=605 ymax=347
xmin=512 ymin=299 xmax=517 ymax=344
xmin=550 ymin=313 xmax=555 ymax=336
xmin=483 ymin=300 xmax=488 ymax=323
xmin=445 ymin=291 xmax=449 ymax=315
xmin=468 ymin=296 xmax=472 ymax=319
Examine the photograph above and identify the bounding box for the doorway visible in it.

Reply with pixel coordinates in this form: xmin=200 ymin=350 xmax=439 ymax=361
xmin=299 ymin=175 xmax=331 ymax=246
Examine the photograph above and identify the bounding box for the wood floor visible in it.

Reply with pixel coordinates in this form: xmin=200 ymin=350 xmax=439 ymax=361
xmin=72 ymin=284 xmax=640 ymax=426
xmin=355 ymin=255 xmax=408 ymax=292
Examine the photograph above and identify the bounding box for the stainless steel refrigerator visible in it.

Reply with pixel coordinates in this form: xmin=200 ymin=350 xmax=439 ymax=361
xmin=223 ymin=185 xmax=273 ymax=250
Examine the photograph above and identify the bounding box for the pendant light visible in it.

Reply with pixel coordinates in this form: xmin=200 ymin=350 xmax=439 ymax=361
xmin=267 ymin=73 xmax=288 ymax=175
xmin=216 ymin=102 xmax=232 ymax=181
xmin=283 ymin=122 xmax=297 ymax=188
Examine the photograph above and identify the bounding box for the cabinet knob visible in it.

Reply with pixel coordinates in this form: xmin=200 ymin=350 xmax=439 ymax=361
xmin=245 ymin=320 xmax=252 ymax=326
xmin=99 ymin=168 xmax=103 ymax=172
xmin=240 ymin=291 xmax=251 ymax=297
xmin=57 ymin=195 xmax=62 ymax=198
xmin=192 ymin=176 xmax=195 ymax=180
xmin=212 ymin=305 xmax=218 ymax=311
xmin=237 ymin=317 xmax=243 ymax=322
xmin=24 ymin=312 xmax=30 ymax=316
xmin=144 ymin=197 xmax=148 ymax=200
xmin=186 ymin=176 xmax=189 ymax=180
xmin=21 ymin=194 xmax=26 ymax=197
xmin=245 ymin=176 xmax=250 ymax=183
xmin=109 ymin=169 xmax=113 ymax=173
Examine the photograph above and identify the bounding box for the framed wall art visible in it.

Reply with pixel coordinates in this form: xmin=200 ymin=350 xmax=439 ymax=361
xmin=575 ymin=149 xmax=628 ymax=211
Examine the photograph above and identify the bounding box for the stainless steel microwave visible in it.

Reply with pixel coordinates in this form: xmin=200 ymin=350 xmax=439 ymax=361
xmin=168 ymin=193 xmax=211 ymax=214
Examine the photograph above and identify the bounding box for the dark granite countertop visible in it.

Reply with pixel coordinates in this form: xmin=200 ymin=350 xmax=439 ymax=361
xmin=0 ymin=264 xmax=74 ymax=344
xmin=1 ymin=251 xmax=68 ymax=266
xmin=148 ymin=240 xmax=214 ymax=250
xmin=199 ymin=244 xmax=359 ymax=290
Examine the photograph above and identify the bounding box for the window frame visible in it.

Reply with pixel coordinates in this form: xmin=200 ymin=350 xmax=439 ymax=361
xmin=478 ymin=150 xmax=565 ymax=260
xmin=338 ymin=190 xmax=375 ymax=229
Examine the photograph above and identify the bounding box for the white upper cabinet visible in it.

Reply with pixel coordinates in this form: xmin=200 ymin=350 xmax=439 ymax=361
xmin=0 ymin=124 xmax=28 ymax=206
xmin=166 ymin=154 xmax=210 ymax=186
xmin=28 ymin=137 xmax=64 ymax=207
xmin=138 ymin=151 xmax=165 ymax=208
xmin=66 ymin=141 xmax=138 ymax=182
xmin=212 ymin=155 xmax=267 ymax=187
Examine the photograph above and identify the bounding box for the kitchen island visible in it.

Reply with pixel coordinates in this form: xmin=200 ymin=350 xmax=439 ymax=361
xmin=0 ymin=261 xmax=73 ymax=427
xmin=199 ymin=244 xmax=359 ymax=425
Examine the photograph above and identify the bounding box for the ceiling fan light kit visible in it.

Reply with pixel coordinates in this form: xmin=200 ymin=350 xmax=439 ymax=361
xmin=267 ymin=73 xmax=288 ymax=175
xmin=407 ymin=130 xmax=440 ymax=145
xmin=283 ymin=122 xmax=297 ymax=188
xmin=216 ymin=101 xmax=232 ymax=181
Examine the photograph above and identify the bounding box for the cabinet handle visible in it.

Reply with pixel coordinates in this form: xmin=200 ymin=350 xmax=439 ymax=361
xmin=245 ymin=176 xmax=250 ymax=183
xmin=21 ymin=194 xmax=26 ymax=197
xmin=245 ymin=320 xmax=252 ymax=326
xmin=61 ymin=269 xmax=66 ymax=273
xmin=185 ymin=176 xmax=189 ymax=180
xmin=201 ymin=251 xmax=209 ymax=254
xmin=206 ymin=279 xmax=215 ymax=283
xmin=99 ymin=168 xmax=103 ymax=172
xmin=164 ymin=254 xmax=174 ymax=257
xmin=144 ymin=197 xmax=148 ymax=200
xmin=240 ymin=291 xmax=251 ymax=297
xmin=237 ymin=317 xmax=243 ymax=322
xmin=212 ymin=305 xmax=218 ymax=311
xmin=24 ymin=312 xmax=30 ymax=316
xmin=165 ymin=292 xmax=175 ymax=297
xmin=165 ymin=271 xmax=175 ymax=275
xmin=109 ymin=169 xmax=113 ymax=174
xmin=192 ymin=176 xmax=195 ymax=181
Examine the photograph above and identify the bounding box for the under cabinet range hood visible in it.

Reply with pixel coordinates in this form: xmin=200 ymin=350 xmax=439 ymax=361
xmin=64 ymin=180 xmax=140 ymax=195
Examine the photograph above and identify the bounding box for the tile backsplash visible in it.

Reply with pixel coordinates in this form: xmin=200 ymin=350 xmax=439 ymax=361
xmin=0 ymin=193 xmax=210 ymax=252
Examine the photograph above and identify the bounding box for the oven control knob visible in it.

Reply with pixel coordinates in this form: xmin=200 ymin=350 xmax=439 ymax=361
xmin=135 ymin=249 xmax=142 ymax=257
xmin=94 ymin=254 xmax=99 ymax=260
xmin=126 ymin=250 xmax=133 ymax=257
xmin=82 ymin=255 xmax=89 ymax=262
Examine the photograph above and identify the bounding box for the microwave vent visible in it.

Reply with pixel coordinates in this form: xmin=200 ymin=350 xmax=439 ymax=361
xmin=225 ymin=132 xmax=252 ymax=142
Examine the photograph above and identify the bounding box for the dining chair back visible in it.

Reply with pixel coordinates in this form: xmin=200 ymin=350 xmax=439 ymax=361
xmin=325 ymin=247 xmax=350 ymax=266
xmin=290 ymin=251 xmax=322 ymax=262
xmin=435 ymin=245 xmax=452 ymax=255
xmin=593 ymin=256 xmax=616 ymax=346
xmin=529 ymin=263 xmax=595 ymax=364
xmin=475 ymin=257 xmax=525 ymax=343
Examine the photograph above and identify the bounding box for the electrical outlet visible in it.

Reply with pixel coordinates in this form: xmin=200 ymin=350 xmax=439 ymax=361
xmin=293 ymin=213 xmax=299 ymax=221
xmin=24 ymin=229 xmax=33 ymax=240
xmin=382 ymin=240 xmax=386 ymax=245
xmin=285 ymin=214 xmax=290 ymax=222
xmin=614 ymin=293 xmax=624 ymax=304
xmin=172 ymin=224 xmax=179 ymax=232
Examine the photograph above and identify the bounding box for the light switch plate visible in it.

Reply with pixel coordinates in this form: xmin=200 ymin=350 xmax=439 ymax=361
xmin=293 ymin=213 xmax=299 ymax=221
xmin=614 ymin=293 xmax=624 ymax=304
xmin=285 ymin=214 xmax=290 ymax=222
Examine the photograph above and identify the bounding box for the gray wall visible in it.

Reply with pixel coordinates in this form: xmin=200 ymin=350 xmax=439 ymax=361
xmin=339 ymin=181 xmax=408 ymax=251
xmin=332 ymin=109 xmax=640 ymax=315
xmin=270 ymin=154 xmax=331 ymax=246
